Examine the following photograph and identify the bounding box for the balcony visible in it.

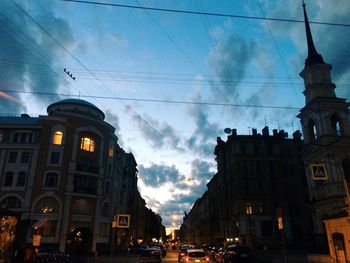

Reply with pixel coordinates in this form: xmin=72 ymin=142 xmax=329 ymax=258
xmin=73 ymin=186 xmax=97 ymax=195
xmin=76 ymin=165 xmax=99 ymax=174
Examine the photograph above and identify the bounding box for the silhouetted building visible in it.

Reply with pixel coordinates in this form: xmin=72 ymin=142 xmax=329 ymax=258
xmin=297 ymin=3 xmax=350 ymax=261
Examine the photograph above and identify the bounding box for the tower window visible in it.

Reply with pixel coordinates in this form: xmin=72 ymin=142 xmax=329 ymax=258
xmin=52 ymin=130 xmax=63 ymax=145
xmin=308 ymin=119 xmax=317 ymax=142
xmin=80 ymin=137 xmax=95 ymax=152
xmin=331 ymin=114 xmax=342 ymax=136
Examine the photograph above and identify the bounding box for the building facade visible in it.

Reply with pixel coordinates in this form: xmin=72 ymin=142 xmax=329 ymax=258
xmin=0 ymin=99 xmax=164 ymax=255
xmin=181 ymin=127 xmax=315 ymax=250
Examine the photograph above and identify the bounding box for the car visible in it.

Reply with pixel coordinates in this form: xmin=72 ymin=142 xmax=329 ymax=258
xmin=139 ymin=248 xmax=163 ymax=263
xmin=178 ymin=244 xmax=189 ymax=262
xmin=151 ymin=243 xmax=167 ymax=257
xmin=222 ymin=244 xmax=254 ymax=263
xmin=181 ymin=249 xmax=211 ymax=262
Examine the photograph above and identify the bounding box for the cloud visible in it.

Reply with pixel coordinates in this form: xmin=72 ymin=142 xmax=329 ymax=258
xmin=104 ymin=109 xmax=124 ymax=145
xmin=207 ymin=30 xmax=257 ymax=104
xmin=138 ymin=163 xmax=185 ymax=187
xmin=126 ymin=105 xmax=185 ymax=151
xmin=0 ymin=1 xmax=74 ymax=114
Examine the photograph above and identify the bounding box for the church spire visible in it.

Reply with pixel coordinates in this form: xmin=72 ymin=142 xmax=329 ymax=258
xmin=302 ymin=1 xmax=325 ymax=67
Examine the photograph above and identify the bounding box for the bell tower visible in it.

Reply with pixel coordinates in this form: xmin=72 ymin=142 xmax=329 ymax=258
xmin=297 ymin=1 xmax=350 ymax=251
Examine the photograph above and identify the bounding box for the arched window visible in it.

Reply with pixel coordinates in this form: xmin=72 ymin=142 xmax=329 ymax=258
xmin=72 ymin=198 xmax=92 ymax=214
xmin=35 ymin=197 xmax=58 ymax=214
xmin=44 ymin=172 xmax=59 ymax=188
xmin=308 ymin=119 xmax=317 ymax=142
xmin=52 ymin=130 xmax=63 ymax=145
xmin=1 ymin=196 xmax=21 ymax=209
xmin=101 ymin=203 xmax=110 ymax=217
xmin=331 ymin=114 xmax=342 ymax=136
xmin=80 ymin=137 xmax=95 ymax=152
xmin=16 ymin=171 xmax=26 ymax=187
xmin=3 ymin=172 xmax=13 ymax=187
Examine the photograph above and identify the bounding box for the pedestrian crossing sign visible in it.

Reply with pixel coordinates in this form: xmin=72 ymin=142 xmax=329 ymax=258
xmin=311 ymin=164 xmax=328 ymax=180
xmin=117 ymin=214 xmax=130 ymax=228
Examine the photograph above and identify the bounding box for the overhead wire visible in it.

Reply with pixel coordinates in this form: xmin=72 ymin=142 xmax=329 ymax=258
xmin=59 ymin=0 xmax=350 ymax=27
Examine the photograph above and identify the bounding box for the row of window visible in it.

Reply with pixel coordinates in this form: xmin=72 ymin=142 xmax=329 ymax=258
xmin=0 ymin=129 xmax=116 ymax=158
xmin=0 ymin=196 xmax=111 ymax=217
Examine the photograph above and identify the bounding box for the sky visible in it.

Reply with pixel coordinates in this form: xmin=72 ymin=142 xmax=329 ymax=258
xmin=1 ymin=0 xmax=350 ymax=230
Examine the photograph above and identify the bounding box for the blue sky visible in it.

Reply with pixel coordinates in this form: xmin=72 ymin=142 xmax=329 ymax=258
xmin=1 ymin=0 xmax=350 ymax=229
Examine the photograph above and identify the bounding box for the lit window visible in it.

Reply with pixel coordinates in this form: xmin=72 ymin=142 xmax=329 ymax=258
xmin=52 ymin=131 xmax=63 ymax=145
xmin=80 ymin=137 xmax=95 ymax=152
xmin=35 ymin=197 xmax=58 ymax=214
xmin=245 ymin=203 xmax=252 ymax=215
xmin=108 ymin=146 xmax=113 ymax=157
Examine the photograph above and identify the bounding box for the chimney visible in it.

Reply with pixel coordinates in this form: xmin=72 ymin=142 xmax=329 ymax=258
xmin=252 ymin=128 xmax=257 ymax=136
xmin=232 ymin=129 xmax=237 ymax=136
xmin=262 ymin=126 xmax=269 ymax=136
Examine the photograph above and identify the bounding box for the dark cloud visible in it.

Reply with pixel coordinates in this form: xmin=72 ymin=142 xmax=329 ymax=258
xmin=104 ymin=109 xmax=124 ymax=146
xmin=208 ymin=33 xmax=256 ymax=104
xmin=138 ymin=164 xmax=185 ymax=187
xmin=126 ymin=105 xmax=185 ymax=151
xmin=0 ymin=1 xmax=74 ymax=114
xmin=186 ymin=92 xmax=220 ymax=158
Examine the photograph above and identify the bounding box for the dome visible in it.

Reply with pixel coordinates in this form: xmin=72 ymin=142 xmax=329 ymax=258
xmin=47 ymin=99 xmax=105 ymax=120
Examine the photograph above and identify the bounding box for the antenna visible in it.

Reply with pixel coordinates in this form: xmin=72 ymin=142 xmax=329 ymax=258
xmin=224 ymin=128 xmax=232 ymax=134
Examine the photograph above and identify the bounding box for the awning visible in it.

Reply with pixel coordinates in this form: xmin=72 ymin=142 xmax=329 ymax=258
xmin=32 ymin=219 xmax=48 ymax=229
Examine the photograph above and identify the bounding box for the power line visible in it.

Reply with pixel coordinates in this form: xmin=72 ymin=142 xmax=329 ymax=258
xmin=60 ymin=0 xmax=350 ymax=27
xmin=0 ymin=89 xmax=301 ymax=110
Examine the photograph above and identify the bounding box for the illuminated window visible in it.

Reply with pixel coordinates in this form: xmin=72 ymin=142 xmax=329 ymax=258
xmin=52 ymin=130 xmax=63 ymax=145
xmin=35 ymin=197 xmax=58 ymax=214
xmin=245 ymin=203 xmax=253 ymax=215
xmin=108 ymin=146 xmax=113 ymax=157
xmin=80 ymin=137 xmax=95 ymax=152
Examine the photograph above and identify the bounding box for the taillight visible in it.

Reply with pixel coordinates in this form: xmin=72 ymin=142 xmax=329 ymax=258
xmin=205 ymin=256 xmax=210 ymax=261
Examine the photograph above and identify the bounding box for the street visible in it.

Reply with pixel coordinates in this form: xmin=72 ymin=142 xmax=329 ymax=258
xmin=96 ymin=250 xmax=180 ymax=263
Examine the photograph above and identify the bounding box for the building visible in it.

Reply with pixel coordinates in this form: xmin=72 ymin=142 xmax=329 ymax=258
xmin=0 ymin=99 xmax=164 ymax=256
xmin=180 ymin=127 xmax=315 ymax=249
xmin=297 ymin=3 xmax=350 ymax=262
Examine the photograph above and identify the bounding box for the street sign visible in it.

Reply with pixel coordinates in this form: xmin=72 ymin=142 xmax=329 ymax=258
xmin=117 ymin=214 xmax=130 ymax=228
xmin=310 ymin=164 xmax=328 ymax=180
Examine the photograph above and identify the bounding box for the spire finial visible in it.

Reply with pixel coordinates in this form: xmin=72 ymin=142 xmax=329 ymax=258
xmin=302 ymin=1 xmax=325 ymax=67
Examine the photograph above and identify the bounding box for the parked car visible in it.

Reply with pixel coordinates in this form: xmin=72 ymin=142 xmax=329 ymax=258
xmin=181 ymin=249 xmax=211 ymax=263
xmin=139 ymin=248 xmax=162 ymax=263
xmin=151 ymin=243 xmax=167 ymax=257
xmin=211 ymin=247 xmax=224 ymax=262
xmin=222 ymin=244 xmax=254 ymax=263
xmin=178 ymin=244 xmax=189 ymax=262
